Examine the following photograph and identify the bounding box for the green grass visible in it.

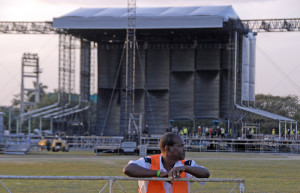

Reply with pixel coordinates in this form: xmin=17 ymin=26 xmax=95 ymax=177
xmin=0 ymin=151 xmax=299 ymax=192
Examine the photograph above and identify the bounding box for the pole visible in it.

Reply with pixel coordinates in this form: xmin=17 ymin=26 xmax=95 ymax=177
xmin=8 ymin=108 xmax=11 ymax=133
xmin=28 ymin=117 xmax=31 ymax=134
xmin=193 ymin=118 xmax=196 ymax=137
xmin=50 ymin=118 xmax=53 ymax=134
xmin=234 ymin=31 xmax=237 ymax=105
xmin=239 ymin=182 xmax=245 ymax=193
xmin=290 ymin=121 xmax=293 ymax=140
xmin=279 ymin=121 xmax=281 ymax=140
xmin=296 ymin=122 xmax=298 ymax=140
xmin=40 ymin=117 xmax=42 ymax=133
xmin=109 ymin=179 xmax=114 ymax=193
xmin=284 ymin=121 xmax=286 ymax=140
xmin=16 ymin=118 xmax=19 ymax=134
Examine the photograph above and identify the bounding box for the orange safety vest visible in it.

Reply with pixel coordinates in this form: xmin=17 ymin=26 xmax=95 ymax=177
xmin=142 ymin=154 xmax=188 ymax=193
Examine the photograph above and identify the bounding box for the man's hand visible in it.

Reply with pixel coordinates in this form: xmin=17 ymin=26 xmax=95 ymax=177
xmin=160 ymin=165 xmax=210 ymax=180
xmin=168 ymin=166 xmax=185 ymax=180
xmin=159 ymin=171 xmax=168 ymax=178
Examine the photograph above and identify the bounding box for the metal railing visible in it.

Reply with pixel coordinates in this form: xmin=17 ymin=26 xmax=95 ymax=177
xmin=0 ymin=175 xmax=244 ymax=193
xmin=3 ymin=135 xmax=300 ymax=154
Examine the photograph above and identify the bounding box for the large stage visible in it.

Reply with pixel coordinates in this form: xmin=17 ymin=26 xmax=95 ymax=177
xmin=53 ymin=6 xmax=255 ymax=136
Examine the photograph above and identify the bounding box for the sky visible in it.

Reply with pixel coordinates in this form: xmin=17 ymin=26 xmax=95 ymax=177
xmin=0 ymin=0 xmax=300 ymax=106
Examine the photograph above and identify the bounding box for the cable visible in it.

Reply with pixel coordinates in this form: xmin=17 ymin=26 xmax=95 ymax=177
xmin=101 ymin=42 xmax=126 ymax=136
xmin=268 ymin=63 xmax=300 ymax=93
xmin=257 ymin=45 xmax=300 ymax=94
xmin=136 ymin=41 xmax=158 ymax=131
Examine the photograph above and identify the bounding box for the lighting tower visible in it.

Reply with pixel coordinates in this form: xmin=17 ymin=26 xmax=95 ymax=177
xmin=125 ymin=0 xmax=137 ymax=139
xmin=19 ymin=53 xmax=41 ymax=133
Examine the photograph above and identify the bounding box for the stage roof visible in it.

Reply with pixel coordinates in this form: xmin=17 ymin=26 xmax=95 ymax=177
xmin=236 ymin=105 xmax=296 ymax=122
xmin=53 ymin=6 xmax=240 ymax=29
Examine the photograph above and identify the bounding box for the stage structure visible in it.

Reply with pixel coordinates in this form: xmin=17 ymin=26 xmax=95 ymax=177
xmin=0 ymin=15 xmax=297 ymax=138
xmin=53 ymin=6 xmax=257 ymax=136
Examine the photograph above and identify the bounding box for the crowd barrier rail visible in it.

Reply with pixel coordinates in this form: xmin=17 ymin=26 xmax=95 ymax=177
xmin=0 ymin=175 xmax=244 ymax=193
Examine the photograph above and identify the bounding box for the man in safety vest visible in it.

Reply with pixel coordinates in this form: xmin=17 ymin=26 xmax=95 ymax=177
xmin=123 ymin=132 xmax=210 ymax=193
xmin=272 ymin=128 xmax=275 ymax=136
xmin=183 ymin=127 xmax=188 ymax=137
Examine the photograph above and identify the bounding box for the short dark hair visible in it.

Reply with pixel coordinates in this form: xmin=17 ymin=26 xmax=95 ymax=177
xmin=159 ymin=132 xmax=178 ymax=150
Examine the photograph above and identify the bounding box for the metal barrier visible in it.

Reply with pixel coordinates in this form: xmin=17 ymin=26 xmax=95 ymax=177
xmin=0 ymin=175 xmax=244 ymax=193
xmin=4 ymin=135 xmax=300 ymax=153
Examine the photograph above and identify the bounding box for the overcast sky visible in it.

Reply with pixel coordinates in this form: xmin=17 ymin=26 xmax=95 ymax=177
xmin=0 ymin=0 xmax=300 ymax=106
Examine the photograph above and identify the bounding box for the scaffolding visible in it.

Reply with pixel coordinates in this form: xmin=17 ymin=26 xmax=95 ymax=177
xmin=124 ymin=0 xmax=137 ymax=140
xmin=19 ymin=53 xmax=41 ymax=133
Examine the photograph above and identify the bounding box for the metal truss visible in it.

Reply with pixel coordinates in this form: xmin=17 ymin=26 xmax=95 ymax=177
xmin=124 ymin=0 xmax=137 ymax=139
xmin=0 ymin=21 xmax=59 ymax=34
xmin=242 ymin=18 xmax=300 ymax=32
xmin=1 ymin=19 xmax=300 ymax=34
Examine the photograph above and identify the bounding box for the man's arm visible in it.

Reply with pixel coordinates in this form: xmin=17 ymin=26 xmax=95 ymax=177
xmin=123 ymin=163 xmax=168 ymax=177
xmin=183 ymin=166 xmax=210 ymax=178
xmin=168 ymin=166 xmax=210 ymax=179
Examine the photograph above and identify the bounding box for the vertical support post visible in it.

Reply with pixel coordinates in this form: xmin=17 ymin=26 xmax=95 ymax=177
xmin=296 ymin=122 xmax=298 ymax=140
xmin=109 ymin=179 xmax=114 ymax=193
xmin=239 ymin=182 xmax=245 ymax=193
xmin=290 ymin=121 xmax=293 ymax=140
xmin=234 ymin=31 xmax=237 ymax=105
xmin=227 ymin=119 xmax=230 ymax=135
xmin=20 ymin=55 xmax=25 ymax=126
xmin=279 ymin=121 xmax=281 ymax=140
xmin=139 ymin=113 xmax=142 ymax=146
xmin=9 ymin=108 xmax=11 ymax=133
xmin=284 ymin=121 xmax=287 ymax=140
xmin=124 ymin=0 xmax=136 ymax=140
xmin=28 ymin=117 xmax=31 ymax=134
xmin=0 ymin=112 xmax=5 ymax=146
xmin=242 ymin=122 xmax=244 ymax=137
xmin=40 ymin=117 xmax=42 ymax=133
xmin=17 ymin=119 xmax=19 ymax=134
xmin=50 ymin=118 xmax=53 ymax=134
xmin=193 ymin=118 xmax=196 ymax=137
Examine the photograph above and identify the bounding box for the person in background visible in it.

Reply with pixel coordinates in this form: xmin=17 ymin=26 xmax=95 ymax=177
xmin=221 ymin=127 xmax=225 ymax=138
xmin=272 ymin=128 xmax=276 ymax=136
xmin=183 ymin=127 xmax=188 ymax=137
xmin=197 ymin=126 xmax=201 ymax=138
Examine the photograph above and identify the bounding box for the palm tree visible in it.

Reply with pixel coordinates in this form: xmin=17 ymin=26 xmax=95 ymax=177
xmin=26 ymin=82 xmax=48 ymax=103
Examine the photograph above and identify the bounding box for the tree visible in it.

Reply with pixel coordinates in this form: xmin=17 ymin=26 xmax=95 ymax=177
xmin=253 ymin=94 xmax=300 ymax=134
xmin=11 ymin=82 xmax=48 ymax=111
xmin=256 ymin=94 xmax=298 ymax=118
xmin=26 ymin=82 xmax=48 ymax=103
xmin=7 ymin=82 xmax=50 ymax=133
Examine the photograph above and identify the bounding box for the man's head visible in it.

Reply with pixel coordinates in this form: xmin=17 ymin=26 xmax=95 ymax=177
xmin=160 ymin=132 xmax=186 ymax=160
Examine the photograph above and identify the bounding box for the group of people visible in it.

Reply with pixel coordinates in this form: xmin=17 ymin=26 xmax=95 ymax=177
xmin=202 ymin=126 xmax=226 ymax=138
xmin=123 ymin=132 xmax=210 ymax=193
xmin=171 ymin=126 xmax=227 ymax=139
xmin=274 ymin=128 xmax=299 ymax=140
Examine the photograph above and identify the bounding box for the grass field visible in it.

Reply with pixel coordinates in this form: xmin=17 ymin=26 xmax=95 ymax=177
xmin=0 ymin=151 xmax=299 ymax=193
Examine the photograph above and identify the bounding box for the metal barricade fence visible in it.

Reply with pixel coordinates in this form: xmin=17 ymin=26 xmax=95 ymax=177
xmin=0 ymin=176 xmax=245 ymax=193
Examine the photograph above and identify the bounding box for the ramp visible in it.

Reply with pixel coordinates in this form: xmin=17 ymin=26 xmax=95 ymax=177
xmin=4 ymin=144 xmax=30 ymax=155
